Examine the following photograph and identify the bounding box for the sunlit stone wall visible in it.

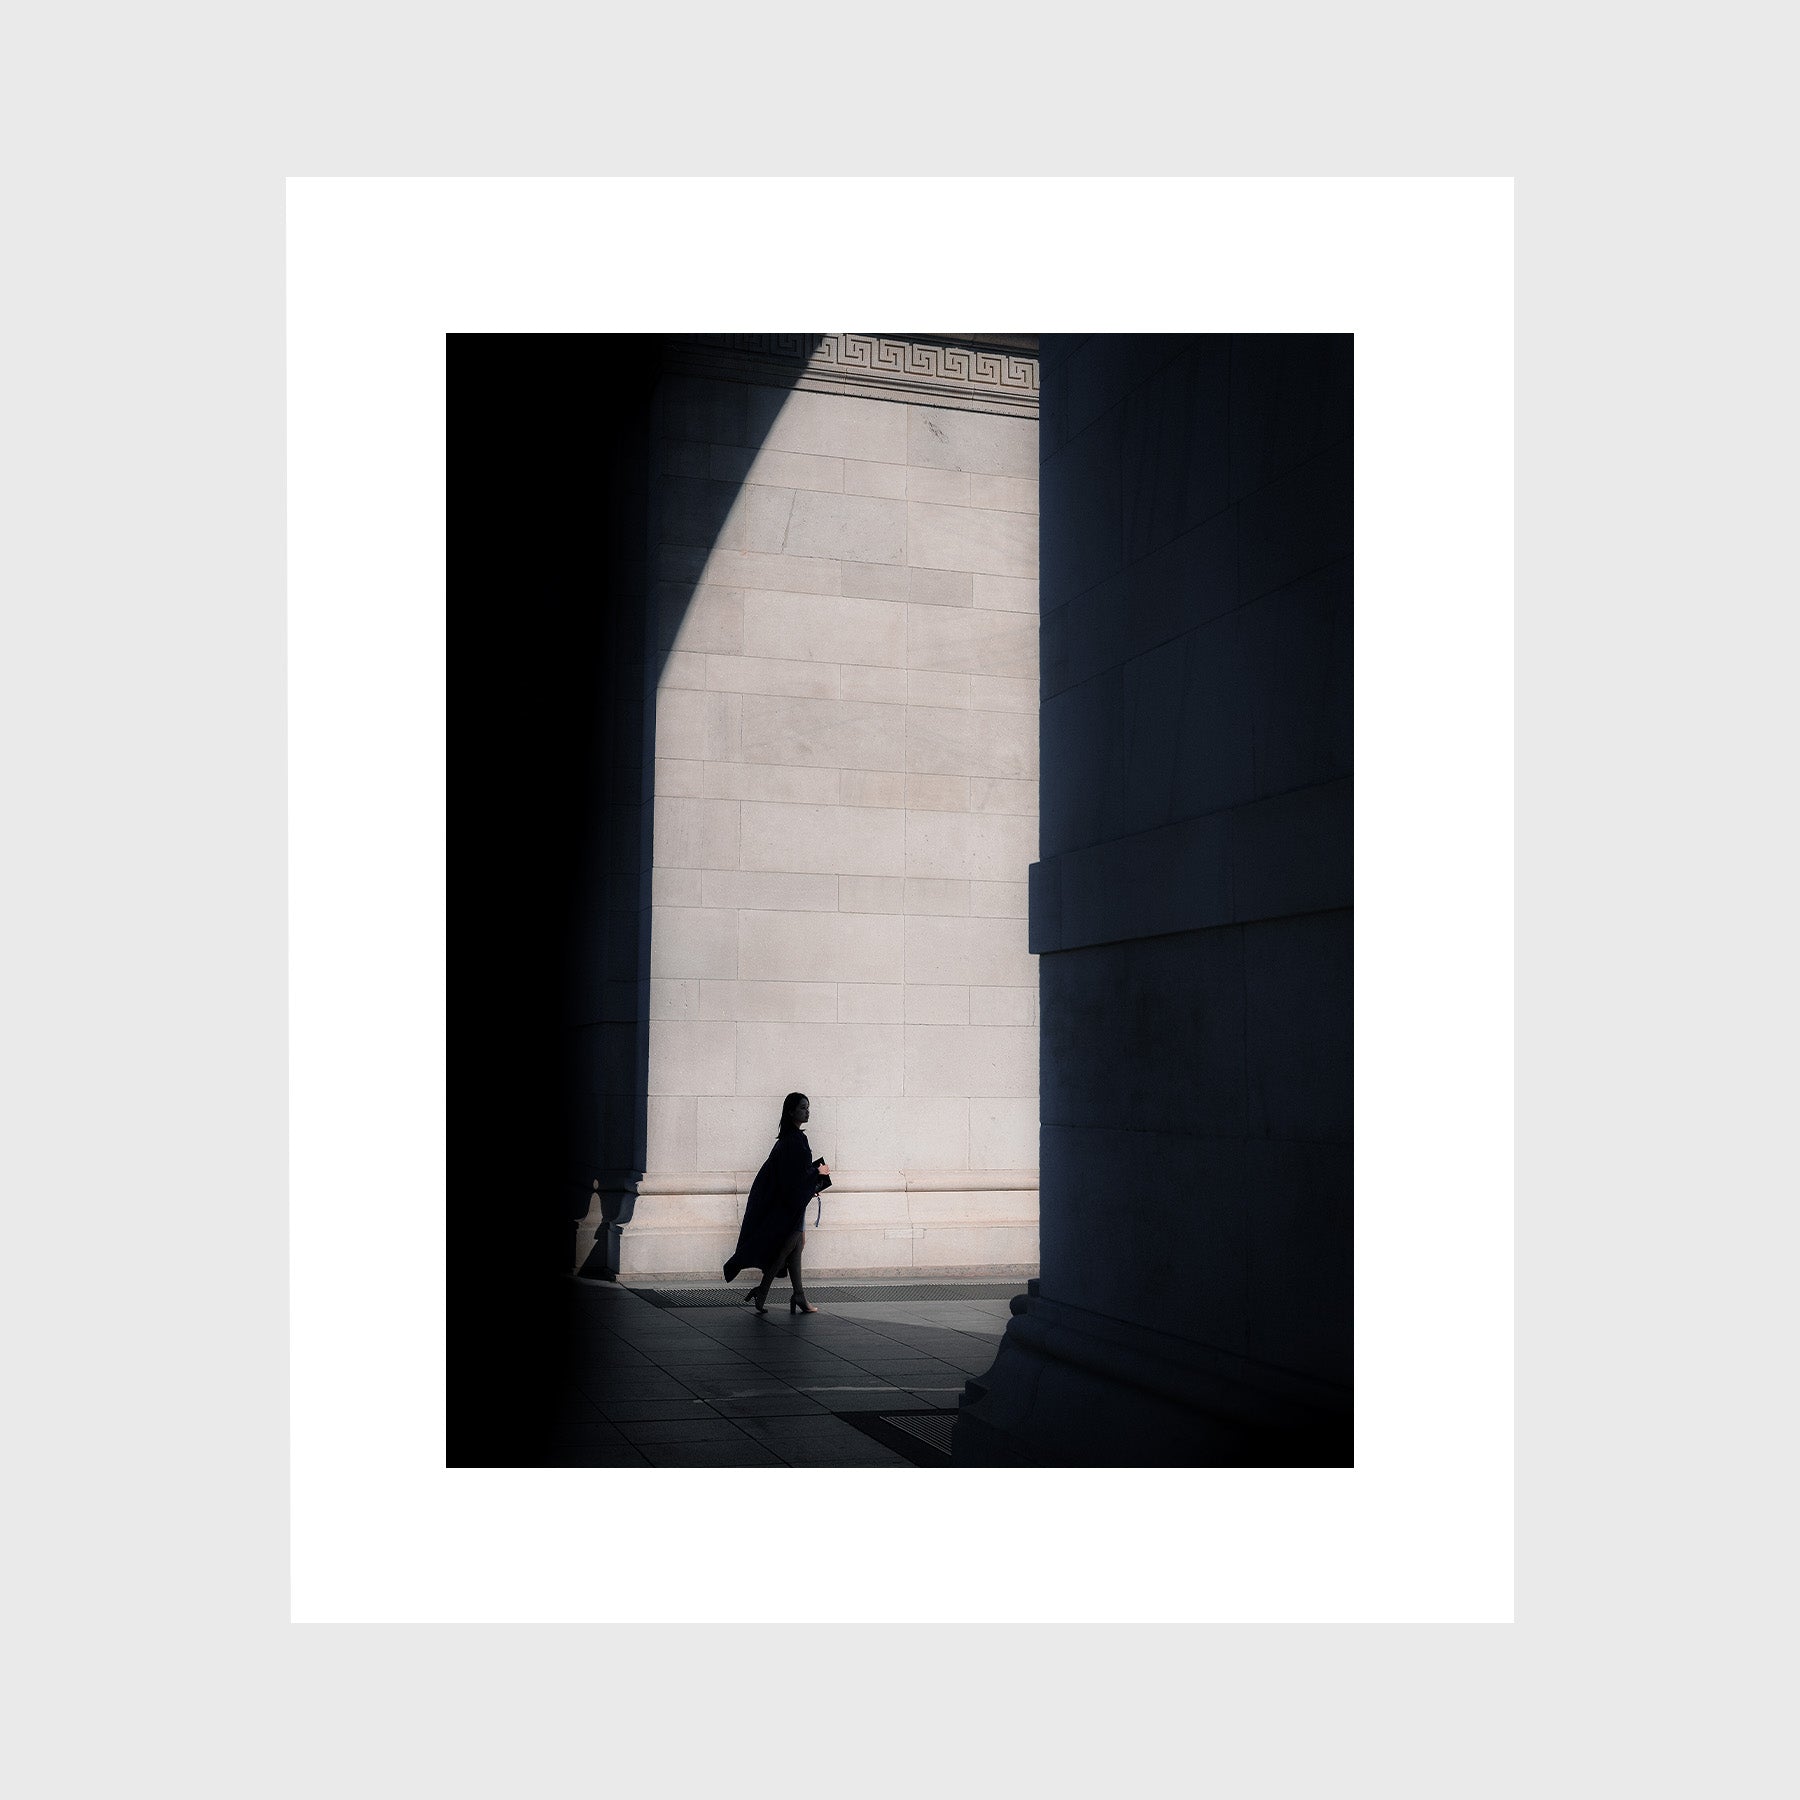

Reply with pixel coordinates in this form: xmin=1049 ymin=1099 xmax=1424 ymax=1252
xmin=626 ymin=340 xmax=1040 ymax=1278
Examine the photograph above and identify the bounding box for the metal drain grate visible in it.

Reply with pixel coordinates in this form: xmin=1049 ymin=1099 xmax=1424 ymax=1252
xmin=882 ymin=1412 xmax=957 ymax=1456
xmin=833 ymin=1407 xmax=962 ymax=1465
xmin=632 ymin=1282 xmax=1026 ymax=1309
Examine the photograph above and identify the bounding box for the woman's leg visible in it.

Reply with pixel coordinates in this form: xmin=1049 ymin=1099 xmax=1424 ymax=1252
xmin=787 ymin=1233 xmax=807 ymax=1306
xmin=750 ymin=1251 xmax=780 ymax=1306
xmin=754 ymin=1232 xmax=800 ymax=1306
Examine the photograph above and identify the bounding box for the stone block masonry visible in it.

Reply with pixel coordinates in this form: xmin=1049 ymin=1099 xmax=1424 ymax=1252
xmin=627 ymin=339 xmax=1041 ymax=1279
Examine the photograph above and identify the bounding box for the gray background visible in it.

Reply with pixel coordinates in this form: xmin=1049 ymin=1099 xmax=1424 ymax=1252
xmin=2 ymin=19 xmax=1775 ymax=1800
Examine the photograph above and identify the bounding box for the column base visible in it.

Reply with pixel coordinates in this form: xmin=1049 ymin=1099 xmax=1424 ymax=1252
xmin=572 ymin=1180 xmax=639 ymax=1281
xmin=619 ymin=1175 xmax=1039 ymax=1281
xmin=951 ymin=1286 xmax=1352 ymax=1467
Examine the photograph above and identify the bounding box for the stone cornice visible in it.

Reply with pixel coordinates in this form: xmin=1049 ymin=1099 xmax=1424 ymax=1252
xmin=664 ymin=333 xmax=1039 ymax=418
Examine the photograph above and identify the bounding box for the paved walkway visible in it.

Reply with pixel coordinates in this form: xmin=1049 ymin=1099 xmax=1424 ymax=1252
xmin=545 ymin=1277 xmax=1019 ymax=1466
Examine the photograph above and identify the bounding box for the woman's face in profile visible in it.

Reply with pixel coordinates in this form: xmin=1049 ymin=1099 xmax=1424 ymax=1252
xmin=795 ymin=1098 xmax=810 ymax=1126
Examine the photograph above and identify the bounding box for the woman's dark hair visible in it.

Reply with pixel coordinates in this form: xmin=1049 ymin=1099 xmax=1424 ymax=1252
xmin=780 ymin=1092 xmax=810 ymax=1131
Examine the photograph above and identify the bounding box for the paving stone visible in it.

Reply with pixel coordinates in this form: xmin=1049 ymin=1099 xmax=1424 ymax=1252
xmin=768 ymin=1437 xmax=914 ymax=1467
xmin=547 ymin=1445 xmax=651 ymax=1467
xmin=597 ymin=1399 xmax=726 ymax=1423
xmin=707 ymin=1394 xmax=831 ymax=1419
xmin=638 ymin=1439 xmax=785 ymax=1467
xmin=615 ymin=1416 xmax=758 ymax=1446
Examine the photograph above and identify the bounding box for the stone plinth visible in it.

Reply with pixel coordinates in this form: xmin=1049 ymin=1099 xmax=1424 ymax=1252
xmin=618 ymin=1171 xmax=1039 ymax=1281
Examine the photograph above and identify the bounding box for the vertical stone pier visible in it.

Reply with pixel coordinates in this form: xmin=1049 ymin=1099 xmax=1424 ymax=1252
xmin=620 ymin=336 xmax=1043 ymax=1281
xmin=955 ymin=335 xmax=1354 ymax=1465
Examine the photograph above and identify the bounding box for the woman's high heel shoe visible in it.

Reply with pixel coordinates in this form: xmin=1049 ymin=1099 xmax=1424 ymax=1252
xmin=790 ymin=1297 xmax=818 ymax=1314
xmin=745 ymin=1290 xmax=768 ymax=1313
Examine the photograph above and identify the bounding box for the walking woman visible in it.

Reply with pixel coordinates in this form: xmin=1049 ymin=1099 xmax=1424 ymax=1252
xmin=722 ymin=1091 xmax=831 ymax=1313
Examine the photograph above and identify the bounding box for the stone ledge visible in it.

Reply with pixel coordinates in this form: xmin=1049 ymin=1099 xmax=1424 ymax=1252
xmin=1029 ymin=778 xmax=1351 ymax=954
xmin=616 ymin=1265 xmax=1040 ymax=1288
xmin=638 ymin=1169 xmax=1040 ymax=1196
xmin=619 ymin=1214 xmax=1040 ymax=1280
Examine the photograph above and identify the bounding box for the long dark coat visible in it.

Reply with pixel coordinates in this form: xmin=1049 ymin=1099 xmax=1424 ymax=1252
xmin=724 ymin=1126 xmax=826 ymax=1278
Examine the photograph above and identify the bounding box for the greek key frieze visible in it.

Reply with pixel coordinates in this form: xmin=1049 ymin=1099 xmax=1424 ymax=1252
xmin=671 ymin=333 xmax=1038 ymax=416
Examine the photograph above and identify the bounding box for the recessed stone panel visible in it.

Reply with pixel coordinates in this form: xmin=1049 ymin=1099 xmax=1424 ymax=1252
xmin=654 ymin=688 xmax=742 ymax=764
xmin=737 ymin=1022 xmax=905 ymax=1100
xmin=836 ymin=982 xmax=904 ymax=1023
xmin=907 ymin=669 xmax=970 ymax=709
xmin=904 ymin=984 xmax=970 ymax=1024
xmin=841 ymin=558 xmax=910 ymax=599
xmin=646 ymin=1093 xmax=698 ymax=1170
xmin=904 ymin=809 xmax=1038 ymax=883
xmin=648 ymin=906 xmax=739 ymax=980
xmin=906 ymin=705 xmax=1037 ymax=779
xmin=715 ymin=443 xmax=844 ymax=492
xmin=704 ymin=653 xmax=839 ymax=700
xmin=696 ymin=548 xmax=842 ymax=596
xmin=973 ymin=573 xmax=1039 ymax=614
xmin=904 ymin=1025 xmax=1037 ymax=1098
xmin=739 ymin=800 xmax=905 ymax=878
xmin=698 ymin=869 xmax=836 ymax=913
xmin=904 ymin=773 xmax=969 ymax=813
xmin=660 ymin=476 xmax=749 ymax=551
xmin=906 ymin=605 xmax=1037 ymax=679
xmin=970 ymin=473 xmax=1039 ymax=514
xmin=836 ymin=875 xmax=904 ymax=913
xmin=838 ymin=665 xmax=909 ymax=706
xmin=970 ymin=986 xmax=1037 ymax=1028
xmin=904 ymin=913 xmax=1035 ymax=988
xmin=968 ymin=1097 xmax=1039 ymax=1169
xmin=907 ymin=500 xmax=1038 ymax=578
xmin=839 ymin=769 xmax=906 ymax=808
xmin=837 ymin=1097 xmax=971 ymax=1169
xmin=658 ymin=758 xmax=840 ymax=806
xmin=740 ymin=694 xmax=907 ymax=773
xmin=750 ymin=384 xmax=909 ymax=464
xmin=660 ymin=649 xmax=707 ymax=689
xmin=909 ymin=567 xmax=975 ymax=609
xmin=914 ymin=1224 xmax=1039 ymax=1269
xmin=969 ymin=674 xmax=1037 ymax=714
xmin=657 ymin=376 xmax=747 ymax=446
xmin=652 ymin=796 xmax=740 ymax=871
xmin=649 ymin=978 xmax=699 ymax=1021
xmin=739 ymin=909 xmax=904 ymax=984
xmin=742 ymin=589 xmax=906 ymax=666
xmin=651 ymin=866 xmax=702 ymax=908
xmin=906 ymin=465 xmax=971 ymax=505
xmin=647 ymin=1019 xmax=737 ymax=1096
xmin=970 ymin=879 xmax=1030 ymax=918
xmin=908 ymin=405 xmax=1037 ymax=477
xmin=843 ymin=460 xmax=908 ymax=500
xmin=657 ymin=583 xmax=745 ymax=656
xmin=903 ymin=875 xmax=971 ymax=915
xmin=700 ymin=980 xmax=838 ymax=1024
xmin=970 ymin=776 xmax=1038 ymax=816
xmin=749 ymin=489 xmax=908 ymax=566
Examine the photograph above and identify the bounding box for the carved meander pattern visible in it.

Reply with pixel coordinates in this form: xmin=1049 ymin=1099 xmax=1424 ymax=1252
xmin=681 ymin=334 xmax=1039 ymax=412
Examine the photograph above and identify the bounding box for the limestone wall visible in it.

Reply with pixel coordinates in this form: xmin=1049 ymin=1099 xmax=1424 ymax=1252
xmin=625 ymin=347 xmax=1040 ymax=1278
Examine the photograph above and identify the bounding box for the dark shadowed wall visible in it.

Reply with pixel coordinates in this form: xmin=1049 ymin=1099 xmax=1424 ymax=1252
xmin=955 ymin=334 xmax=1353 ymax=1466
xmin=448 ymin=335 xmax=659 ymax=1464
